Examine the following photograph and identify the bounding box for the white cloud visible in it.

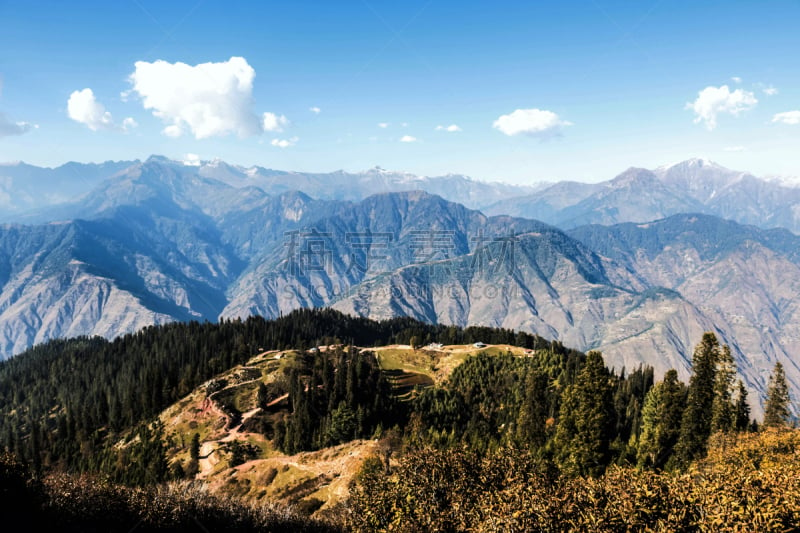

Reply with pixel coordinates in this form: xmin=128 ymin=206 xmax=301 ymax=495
xmin=772 ymin=111 xmax=800 ymax=125
xmin=435 ymin=124 xmax=462 ymax=132
xmin=763 ymin=86 xmax=779 ymax=96
xmin=309 ymin=106 xmax=321 ymax=114
xmin=401 ymin=122 xmax=409 ymax=127
xmin=723 ymin=146 xmax=745 ymax=152
xmin=67 ymin=88 xmax=117 ymax=131
xmin=183 ymin=153 xmax=202 ymax=166
xmin=399 ymin=135 xmax=417 ymax=143
xmin=122 ymin=117 xmax=138 ymax=131
xmin=0 ymin=113 xmax=35 ymax=137
xmin=492 ymin=108 xmax=572 ymax=138
xmin=262 ymin=112 xmax=289 ymax=132
xmin=163 ymin=125 xmax=182 ymax=137
xmin=378 ymin=122 xmax=389 ymax=128
xmin=271 ymin=136 xmax=298 ymax=148
xmin=128 ymin=56 xmax=281 ymax=139
xmin=685 ymin=85 xmax=757 ymax=130
xmin=731 ymin=76 xmax=742 ymax=84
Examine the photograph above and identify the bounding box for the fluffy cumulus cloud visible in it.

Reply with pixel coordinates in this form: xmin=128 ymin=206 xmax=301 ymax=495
xmin=763 ymin=86 xmax=779 ymax=96
xmin=492 ymin=108 xmax=572 ymax=138
xmin=271 ymin=136 xmax=298 ymax=148
xmin=128 ymin=56 xmax=281 ymax=139
xmin=67 ymin=88 xmax=135 ymax=132
xmin=67 ymin=88 xmax=114 ymax=130
xmin=378 ymin=122 xmax=389 ymax=129
xmin=772 ymin=111 xmax=800 ymax=125
xmin=686 ymin=85 xmax=757 ymax=130
xmin=399 ymin=135 xmax=417 ymax=143
xmin=309 ymin=106 xmax=321 ymax=114
xmin=435 ymin=124 xmax=462 ymax=132
xmin=262 ymin=112 xmax=289 ymax=132
xmin=0 ymin=112 xmax=35 ymax=137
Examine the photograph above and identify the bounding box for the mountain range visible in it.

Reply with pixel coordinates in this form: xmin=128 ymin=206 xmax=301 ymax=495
xmin=1 ymin=155 xmax=799 ymax=413
xmin=483 ymin=158 xmax=800 ymax=233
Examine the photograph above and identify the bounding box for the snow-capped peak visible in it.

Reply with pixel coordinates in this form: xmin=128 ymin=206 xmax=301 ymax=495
xmin=655 ymin=157 xmax=721 ymax=172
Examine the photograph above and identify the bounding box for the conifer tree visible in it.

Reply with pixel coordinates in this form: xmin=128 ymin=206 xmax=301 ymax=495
xmin=554 ymin=351 xmax=613 ymax=477
xmin=515 ymin=370 xmax=549 ymax=449
xmin=763 ymin=362 xmax=791 ymax=428
xmin=675 ymin=332 xmax=720 ymax=465
xmin=734 ymin=379 xmax=751 ymax=431
xmin=636 ymin=369 xmax=686 ymax=469
xmin=711 ymin=344 xmax=736 ymax=433
xmin=190 ymin=432 xmax=201 ymax=462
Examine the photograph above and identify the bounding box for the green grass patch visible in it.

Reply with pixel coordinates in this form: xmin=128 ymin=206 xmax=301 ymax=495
xmin=375 ymin=348 xmax=435 ymax=376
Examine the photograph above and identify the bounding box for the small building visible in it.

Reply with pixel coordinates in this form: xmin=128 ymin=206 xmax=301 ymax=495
xmin=473 ymin=342 xmax=486 ymax=348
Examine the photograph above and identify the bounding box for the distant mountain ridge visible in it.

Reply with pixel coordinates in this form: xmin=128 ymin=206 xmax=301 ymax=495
xmin=1 ymin=156 xmax=799 ymax=414
xmin=484 ymin=158 xmax=800 ymax=233
xmin=0 ymin=156 xmax=541 ymax=221
xmin=6 ymin=156 xmax=800 ymax=233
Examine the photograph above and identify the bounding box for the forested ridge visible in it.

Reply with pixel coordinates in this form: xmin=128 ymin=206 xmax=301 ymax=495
xmin=0 ymin=309 xmax=796 ymax=531
xmin=0 ymin=308 xmax=556 ymax=474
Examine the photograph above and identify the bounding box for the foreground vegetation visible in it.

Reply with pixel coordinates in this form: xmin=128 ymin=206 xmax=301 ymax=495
xmin=0 ymin=452 xmax=341 ymax=532
xmin=4 ymin=429 xmax=799 ymax=532
xmin=0 ymin=309 xmax=796 ymax=530
xmin=349 ymin=428 xmax=800 ymax=532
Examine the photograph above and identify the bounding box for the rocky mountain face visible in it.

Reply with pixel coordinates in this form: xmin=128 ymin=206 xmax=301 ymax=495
xmin=326 ymin=215 xmax=800 ymax=411
xmin=0 ymin=155 xmax=799 ymax=413
xmin=568 ymin=215 xmax=800 ymax=401
xmin=484 ymin=158 xmax=800 ymax=233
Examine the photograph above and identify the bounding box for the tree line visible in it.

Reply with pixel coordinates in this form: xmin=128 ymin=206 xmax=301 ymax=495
xmin=0 ymin=308 xmax=555 ymax=480
xmin=0 ymin=306 xmax=793 ymax=485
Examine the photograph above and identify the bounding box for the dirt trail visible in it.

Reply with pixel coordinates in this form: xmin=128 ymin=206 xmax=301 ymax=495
xmin=198 ymin=442 xmax=218 ymax=477
xmin=220 ymin=407 xmax=261 ymax=442
xmin=197 ymin=406 xmax=263 ymax=477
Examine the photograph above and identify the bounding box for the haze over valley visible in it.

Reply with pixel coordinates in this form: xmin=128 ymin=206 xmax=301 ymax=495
xmin=0 ymin=156 xmax=798 ymax=413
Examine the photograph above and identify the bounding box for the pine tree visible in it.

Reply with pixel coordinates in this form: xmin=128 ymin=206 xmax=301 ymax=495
xmin=710 ymin=344 xmax=736 ymax=433
xmin=515 ymin=370 xmax=549 ymax=450
xmin=190 ymin=432 xmax=201 ymax=462
xmin=554 ymin=351 xmax=614 ymax=477
xmin=763 ymin=362 xmax=791 ymax=428
xmin=675 ymin=332 xmax=720 ymax=465
xmin=256 ymin=382 xmax=269 ymax=410
xmin=734 ymin=379 xmax=751 ymax=431
xmin=409 ymin=336 xmax=419 ymax=351
xmin=636 ymin=369 xmax=686 ymax=470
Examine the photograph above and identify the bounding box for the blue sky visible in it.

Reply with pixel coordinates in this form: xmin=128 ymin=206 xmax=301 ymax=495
xmin=1 ymin=0 xmax=799 ymax=184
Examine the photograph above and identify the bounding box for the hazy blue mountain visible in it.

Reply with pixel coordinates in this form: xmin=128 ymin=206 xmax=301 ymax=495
xmin=1 ymin=155 xmax=800 ymax=413
xmin=1 ymin=156 xmax=542 ymax=223
xmin=481 ymin=181 xmax=603 ymax=222
xmin=0 ymin=159 xmax=135 ymax=221
xmin=0 ymin=215 xmax=234 ymax=357
xmin=8 ymin=156 xmax=800 ymax=234
xmin=198 ymin=161 xmax=543 ymax=209
xmin=484 ymin=158 xmax=800 ymax=233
